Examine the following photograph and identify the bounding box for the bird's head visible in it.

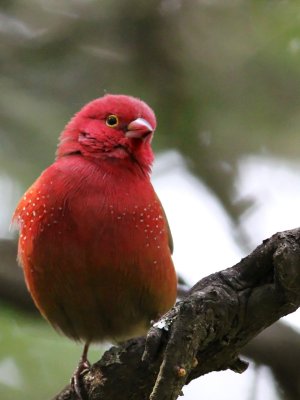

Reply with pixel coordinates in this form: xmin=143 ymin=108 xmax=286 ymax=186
xmin=56 ymin=94 xmax=156 ymax=174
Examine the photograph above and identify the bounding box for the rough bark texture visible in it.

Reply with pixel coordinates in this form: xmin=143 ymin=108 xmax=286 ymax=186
xmin=52 ymin=229 xmax=300 ymax=400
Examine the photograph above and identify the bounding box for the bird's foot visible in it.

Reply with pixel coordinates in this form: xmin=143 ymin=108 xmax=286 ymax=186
xmin=71 ymin=343 xmax=91 ymax=400
xmin=71 ymin=358 xmax=91 ymax=400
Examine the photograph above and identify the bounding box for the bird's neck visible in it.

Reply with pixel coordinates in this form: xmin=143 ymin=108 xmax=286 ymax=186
xmin=56 ymin=154 xmax=151 ymax=183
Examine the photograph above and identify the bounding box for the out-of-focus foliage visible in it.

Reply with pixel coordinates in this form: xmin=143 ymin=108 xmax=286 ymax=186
xmin=1 ymin=0 xmax=300 ymax=399
xmin=0 ymin=302 xmax=99 ymax=400
xmin=2 ymin=0 xmax=300 ymax=218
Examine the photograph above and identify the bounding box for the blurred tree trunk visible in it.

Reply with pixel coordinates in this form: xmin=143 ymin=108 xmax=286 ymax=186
xmin=244 ymin=323 xmax=300 ymax=400
xmin=0 ymin=239 xmax=36 ymax=311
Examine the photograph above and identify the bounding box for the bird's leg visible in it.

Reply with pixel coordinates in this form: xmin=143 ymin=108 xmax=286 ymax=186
xmin=71 ymin=342 xmax=91 ymax=400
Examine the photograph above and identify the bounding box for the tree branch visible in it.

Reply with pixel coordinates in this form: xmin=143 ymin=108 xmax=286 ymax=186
xmin=53 ymin=228 xmax=300 ymax=400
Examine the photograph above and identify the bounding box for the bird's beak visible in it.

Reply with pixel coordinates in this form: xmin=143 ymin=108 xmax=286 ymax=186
xmin=126 ymin=118 xmax=154 ymax=139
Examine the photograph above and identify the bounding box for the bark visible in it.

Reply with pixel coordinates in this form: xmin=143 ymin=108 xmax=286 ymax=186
xmin=52 ymin=228 xmax=300 ymax=400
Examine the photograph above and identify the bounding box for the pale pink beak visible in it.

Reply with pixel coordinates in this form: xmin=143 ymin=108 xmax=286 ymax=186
xmin=126 ymin=118 xmax=154 ymax=139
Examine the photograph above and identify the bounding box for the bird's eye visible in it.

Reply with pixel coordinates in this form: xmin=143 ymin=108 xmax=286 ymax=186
xmin=106 ymin=115 xmax=119 ymax=127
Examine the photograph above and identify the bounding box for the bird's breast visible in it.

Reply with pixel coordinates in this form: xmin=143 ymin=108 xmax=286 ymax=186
xmin=14 ymin=159 xmax=177 ymax=341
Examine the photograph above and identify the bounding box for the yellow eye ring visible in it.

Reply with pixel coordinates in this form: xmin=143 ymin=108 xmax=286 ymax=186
xmin=106 ymin=114 xmax=119 ymax=127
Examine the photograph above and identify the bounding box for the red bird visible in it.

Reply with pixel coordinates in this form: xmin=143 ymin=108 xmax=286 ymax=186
xmin=13 ymin=94 xmax=177 ymax=395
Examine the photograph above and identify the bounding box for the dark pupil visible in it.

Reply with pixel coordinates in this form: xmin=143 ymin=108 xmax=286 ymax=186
xmin=108 ymin=116 xmax=117 ymax=125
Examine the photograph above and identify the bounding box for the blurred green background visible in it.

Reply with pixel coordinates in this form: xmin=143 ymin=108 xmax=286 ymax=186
xmin=1 ymin=0 xmax=300 ymax=399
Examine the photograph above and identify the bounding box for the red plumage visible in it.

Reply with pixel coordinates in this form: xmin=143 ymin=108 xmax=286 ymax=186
xmin=13 ymin=94 xmax=177 ymax=345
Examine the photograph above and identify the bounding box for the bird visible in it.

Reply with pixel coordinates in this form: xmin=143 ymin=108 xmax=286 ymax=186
xmin=12 ymin=94 xmax=177 ymax=398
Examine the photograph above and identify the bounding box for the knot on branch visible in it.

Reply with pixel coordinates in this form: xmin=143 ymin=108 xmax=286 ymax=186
xmin=273 ymin=231 xmax=300 ymax=294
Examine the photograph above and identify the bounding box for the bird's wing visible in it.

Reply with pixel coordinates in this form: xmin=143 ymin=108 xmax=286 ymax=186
xmin=155 ymin=193 xmax=173 ymax=254
xmin=162 ymin=206 xmax=174 ymax=254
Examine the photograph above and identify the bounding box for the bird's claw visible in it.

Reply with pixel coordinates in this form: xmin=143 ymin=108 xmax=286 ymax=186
xmin=71 ymin=358 xmax=91 ymax=400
